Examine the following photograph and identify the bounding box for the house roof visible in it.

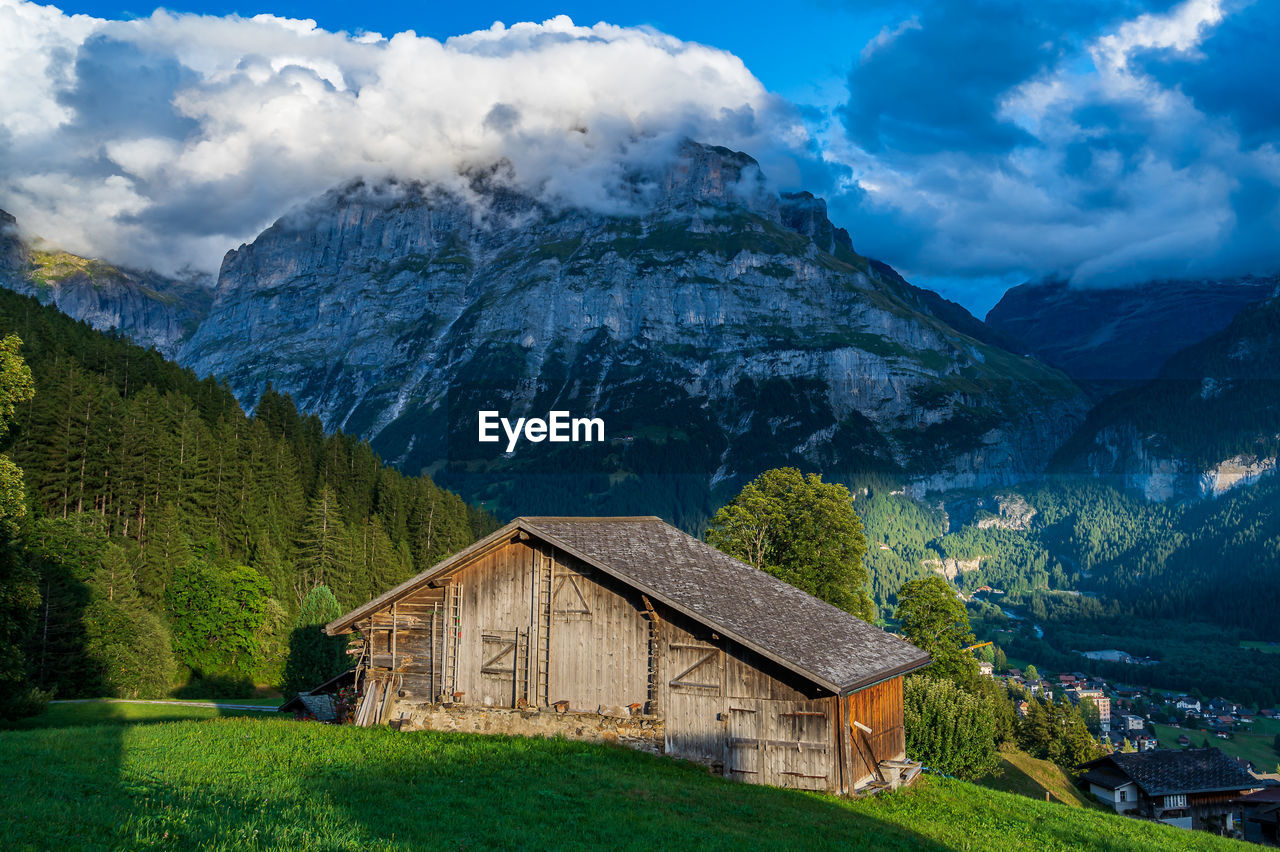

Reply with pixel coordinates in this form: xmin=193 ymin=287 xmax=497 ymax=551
xmin=1079 ymin=748 xmax=1259 ymax=797
xmin=327 ymin=516 xmax=930 ymax=694
xmin=1081 ymin=766 xmax=1133 ymax=790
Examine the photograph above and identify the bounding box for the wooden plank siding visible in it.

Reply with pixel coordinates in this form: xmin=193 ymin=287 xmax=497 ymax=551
xmin=345 ymin=533 xmax=913 ymax=794
xmin=844 ymin=677 xmax=906 ymax=787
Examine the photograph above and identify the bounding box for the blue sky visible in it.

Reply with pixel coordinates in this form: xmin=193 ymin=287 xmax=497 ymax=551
xmin=51 ymin=0 xmax=884 ymax=101
xmin=2 ymin=0 xmax=1277 ymax=315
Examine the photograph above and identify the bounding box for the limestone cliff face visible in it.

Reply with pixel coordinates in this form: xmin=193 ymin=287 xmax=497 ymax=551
xmin=180 ymin=142 xmax=1087 ymax=515
xmin=0 ymin=210 xmax=211 ymax=359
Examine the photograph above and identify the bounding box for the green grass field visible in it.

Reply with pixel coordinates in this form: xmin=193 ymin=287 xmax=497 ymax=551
xmin=1151 ymin=722 xmax=1280 ymax=773
xmin=1 ymin=700 xmax=275 ymax=731
xmin=1241 ymin=641 xmax=1280 ymax=655
xmin=978 ymin=749 xmax=1099 ymax=809
xmin=1 ymin=709 xmax=1254 ymax=851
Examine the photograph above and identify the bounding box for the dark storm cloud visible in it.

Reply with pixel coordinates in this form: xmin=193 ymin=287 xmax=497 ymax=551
xmin=832 ymin=0 xmax=1280 ymax=292
xmin=1135 ymin=0 xmax=1280 ymax=148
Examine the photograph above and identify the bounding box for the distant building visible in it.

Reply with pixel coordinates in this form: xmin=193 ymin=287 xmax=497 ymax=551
xmin=1176 ymin=697 xmax=1202 ymax=713
xmin=1119 ymin=714 xmax=1145 ymax=732
xmin=1067 ymin=687 xmax=1112 ymax=731
xmin=1079 ymin=748 xmax=1260 ymax=832
xmin=978 ymin=660 xmax=994 ymax=677
xmin=1235 ymin=788 xmax=1280 ymax=846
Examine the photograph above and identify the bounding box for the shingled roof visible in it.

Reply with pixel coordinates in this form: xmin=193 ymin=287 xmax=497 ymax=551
xmin=328 ymin=516 xmax=929 ymax=694
xmin=1079 ymin=748 xmax=1259 ymax=796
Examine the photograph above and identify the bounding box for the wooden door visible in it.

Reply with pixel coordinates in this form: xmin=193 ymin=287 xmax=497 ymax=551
xmin=664 ymin=640 xmax=725 ymax=765
xmin=726 ymin=699 xmax=765 ymax=783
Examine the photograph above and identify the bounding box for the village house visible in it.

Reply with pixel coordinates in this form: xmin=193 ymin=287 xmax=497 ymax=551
xmin=324 ymin=516 xmax=931 ymax=795
xmin=1176 ymin=697 xmax=1202 ymax=714
xmin=1080 ymin=748 xmax=1260 ymax=833
xmin=1235 ymin=787 xmax=1280 ymax=846
xmin=1119 ymin=713 xmax=1146 ymax=732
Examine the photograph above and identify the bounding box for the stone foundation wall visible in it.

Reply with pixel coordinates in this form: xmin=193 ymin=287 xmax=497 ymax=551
xmin=388 ymin=702 xmax=666 ymax=755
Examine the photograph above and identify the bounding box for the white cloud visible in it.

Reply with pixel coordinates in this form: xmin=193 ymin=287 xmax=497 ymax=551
xmin=0 ymin=2 xmax=809 ymax=275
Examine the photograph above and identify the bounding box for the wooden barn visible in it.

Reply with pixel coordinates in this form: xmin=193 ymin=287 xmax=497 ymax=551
xmin=326 ymin=516 xmax=930 ymax=794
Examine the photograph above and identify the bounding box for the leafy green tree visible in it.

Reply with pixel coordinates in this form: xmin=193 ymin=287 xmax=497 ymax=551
xmin=168 ymin=559 xmax=277 ymax=680
xmin=0 ymin=539 xmax=45 ymax=718
xmin=994 ymin=646 xmax=1008 ymax=672
xmin=282 ymin=585 xmax=347 ymax=699
xmin=0 ymin=334 xmax=34 ymax=527
xmin=707 ymin=468 xmax=874 ymax=620
xmin=894 ymin=575 xmax=977 ymax=685
xmin=1016 ymin=693 xmax=1104 ymax=768
xmin=903 ymin=676 xmax=998 ymax=779
xmin=0 ymin=334 xmax=40 ymax=718
xmin=978 ymin=643 xmax=995 ymax=663
xmin=1024 ymin=664 xmax=1040 ymax=683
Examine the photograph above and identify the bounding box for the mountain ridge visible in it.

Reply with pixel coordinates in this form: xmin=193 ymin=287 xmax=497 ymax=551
xmin=175 ymin=141 xmax=1087 ymax=521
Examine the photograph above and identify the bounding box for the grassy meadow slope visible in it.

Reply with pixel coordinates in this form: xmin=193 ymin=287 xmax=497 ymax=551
xmin=978 ymin=748 xmax=1099 ymax=809
xmin=1 ymin=713 xmax=1251 ymax=851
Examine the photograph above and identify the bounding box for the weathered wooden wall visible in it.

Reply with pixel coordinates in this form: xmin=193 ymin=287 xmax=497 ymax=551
xmin=844 ymin=677 xmax=906 ymax=787
xmin=349 ymin=534 xmax=909 ymax=794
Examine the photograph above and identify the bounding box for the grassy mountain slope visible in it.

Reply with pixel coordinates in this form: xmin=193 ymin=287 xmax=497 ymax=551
xmin=1 ymin=714 xmax=1248 ymax=851
xmin=979 ymin=748 xmax=1100 ymax=809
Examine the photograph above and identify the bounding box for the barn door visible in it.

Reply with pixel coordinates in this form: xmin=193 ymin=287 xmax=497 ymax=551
xmin=770 ymin=702 xmax=832 ymax=790
xmin=726 ymin=699 xmax=765 ymax=782
xmin=664 ymin=641 xmax=724 ymax=766
xmin=725 ymin=700 xmax=832 ymax=790
xmin=477 ymin=629 xmax=520 ymax=707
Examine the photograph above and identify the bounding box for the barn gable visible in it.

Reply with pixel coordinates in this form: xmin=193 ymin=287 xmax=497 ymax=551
xmin=328 ymin=516 xmax=929 ymax=694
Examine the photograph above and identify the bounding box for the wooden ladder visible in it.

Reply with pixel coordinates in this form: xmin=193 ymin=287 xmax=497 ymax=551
xmin=532 ymin=551 xmax=553 ymax=706
xmin=443 ymin=581 xmax=462 ymax=700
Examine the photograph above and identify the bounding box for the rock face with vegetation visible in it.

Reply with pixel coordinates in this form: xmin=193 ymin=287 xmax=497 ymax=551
xmin=176 ymin=142 xmax=1086 ymax=521
xmin=1054 ymin=291 xmax=1280 ymax=501
xmin=0 ymin=209 xmax=211 ymax=359
xmin=986 ymin=276 xmax=1275 ymax=392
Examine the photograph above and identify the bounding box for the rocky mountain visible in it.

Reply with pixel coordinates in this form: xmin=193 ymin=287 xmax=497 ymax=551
xmin=176 ymin=142 xmax=1087 ymax=522
xmin=0 ymin=209 xmax=210 ymax=358
xmin=986 ymin=277 xmax=1274 ymax=394
xmin=1053 ymin=289 xmax=1280 ymax=501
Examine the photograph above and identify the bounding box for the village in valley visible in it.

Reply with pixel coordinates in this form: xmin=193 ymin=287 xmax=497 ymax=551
xmin=966 ymin=619 xmax=1280 ymax=842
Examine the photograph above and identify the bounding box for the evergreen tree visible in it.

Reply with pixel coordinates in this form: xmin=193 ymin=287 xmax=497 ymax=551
xmin=0 ymin=289 xmax=486 ymax=696
xmin=295 ymin=486 xmax=350 ymax=604
xmin=83 ymin=544 xmax=175 ymax=698
xmin=282 ymin=584 xmax=347 ymax=700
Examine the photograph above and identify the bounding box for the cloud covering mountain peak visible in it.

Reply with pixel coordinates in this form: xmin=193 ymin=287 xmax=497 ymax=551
xmin=0 ymin=2 xmax=813 ymax=275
